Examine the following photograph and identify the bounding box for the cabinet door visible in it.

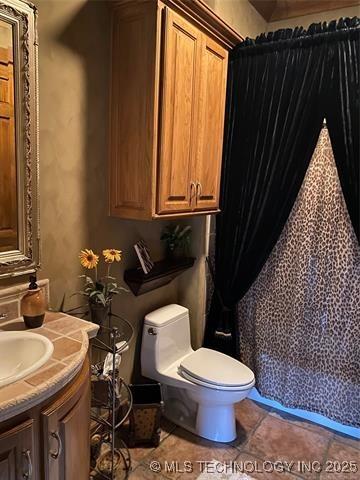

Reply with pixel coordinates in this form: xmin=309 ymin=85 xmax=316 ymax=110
xmin=157 ymin=8 xmax=201 ymax=214
xmin=194 ymin=35 xmax=228 ymax=210
xmin=109 ymin=1 xmax=159 ymax=220
xmin=0 ymin=420 xmax=36 ymax=480
xmin=41 ymin=358 xmax=90 ymax=480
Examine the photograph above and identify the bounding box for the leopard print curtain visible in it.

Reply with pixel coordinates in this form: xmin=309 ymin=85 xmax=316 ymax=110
xmin=237 ymin=126 xmax=360 ymax=427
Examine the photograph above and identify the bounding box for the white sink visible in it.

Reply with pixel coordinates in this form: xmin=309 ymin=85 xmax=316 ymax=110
xmin=0 ymin=332 xmax=54 ymax=388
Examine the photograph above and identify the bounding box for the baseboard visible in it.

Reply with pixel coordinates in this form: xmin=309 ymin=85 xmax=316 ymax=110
xmin=249 ymin=388 xmax=360 ymax=439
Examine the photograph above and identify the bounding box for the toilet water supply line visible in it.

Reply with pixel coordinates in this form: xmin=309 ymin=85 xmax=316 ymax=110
xmin=205 ymin=256 xmax=233 ymax=342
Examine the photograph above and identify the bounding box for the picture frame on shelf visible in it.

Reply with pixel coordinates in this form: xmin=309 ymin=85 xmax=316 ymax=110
xmin=134 ymin=240 xmax=154 ymax=274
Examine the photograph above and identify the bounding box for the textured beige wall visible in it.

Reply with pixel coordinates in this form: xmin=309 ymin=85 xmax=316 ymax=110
xmin=31 ymin=0 xmax=194 ymax=382
xmin=2 ymin=0 xmax=356 ymax=382
xmin=203 ymin=0 xmax=267 ymax=38
xmin=268 ymin=5 xmax=360 ymax=31
xmin=203 ymin=1 xmax=360 ymax=39
xmin=0 ymin=0 xmax=225 ymax=381
xmin=0 ymin=0 xmax=268 ymax=383
xmin=30 ymin=0 xmax=266 ymax=380
xmin=32 ymin=0 xmax=234 ymax=381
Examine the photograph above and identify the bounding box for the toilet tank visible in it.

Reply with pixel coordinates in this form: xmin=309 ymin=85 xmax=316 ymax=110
xmin=141 ymin=304 xmax=193 ymax=378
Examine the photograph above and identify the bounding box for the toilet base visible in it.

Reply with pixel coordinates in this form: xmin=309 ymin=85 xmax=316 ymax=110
xmin=196 ymin=404 xmax=236 ymax=442
xmin=162 ymin=385 xmax=238 ymax=443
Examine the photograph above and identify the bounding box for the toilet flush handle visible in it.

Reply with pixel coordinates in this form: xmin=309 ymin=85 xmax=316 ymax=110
xmin=148 ymin=327 xmax=157 ymax=335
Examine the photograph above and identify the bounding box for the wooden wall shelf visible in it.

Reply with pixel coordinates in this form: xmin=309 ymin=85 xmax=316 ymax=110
xmin=124 ymin=257 xmax=195 ymax=296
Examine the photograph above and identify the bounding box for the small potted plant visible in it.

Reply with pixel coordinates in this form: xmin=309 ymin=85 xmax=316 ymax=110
xmin=76 ymin=248 xmax=128 ymax=325
xmin=161 ymin=225 xmax=192 ymax=259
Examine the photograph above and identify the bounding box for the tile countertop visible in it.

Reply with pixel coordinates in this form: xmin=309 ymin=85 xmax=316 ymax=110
xmin=0 ymin=312 xmax=99 ymax=422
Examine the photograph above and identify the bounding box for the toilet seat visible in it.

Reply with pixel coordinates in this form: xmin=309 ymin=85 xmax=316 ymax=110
xmin=179 ymin=369 xmax=255 ymax=391
xmin=178 ymin=348 xmax=255 ymax=391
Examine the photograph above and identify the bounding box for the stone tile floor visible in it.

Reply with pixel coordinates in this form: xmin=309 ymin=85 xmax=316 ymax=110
xmin=125 ymin=400 xmax=359 ymax=480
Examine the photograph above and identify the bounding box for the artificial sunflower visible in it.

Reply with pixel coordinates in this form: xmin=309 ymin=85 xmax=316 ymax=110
xmin=76 ymin=247 xmax=127 ymax=310
xmin=79 ymin=249 xmax=99 ymax=269
xmin=103 ymin=248 xmax=122 ymax=263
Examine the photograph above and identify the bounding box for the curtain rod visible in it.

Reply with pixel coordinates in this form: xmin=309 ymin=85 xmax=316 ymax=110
xmin=234 ymin=20 xmax=360 ymax=56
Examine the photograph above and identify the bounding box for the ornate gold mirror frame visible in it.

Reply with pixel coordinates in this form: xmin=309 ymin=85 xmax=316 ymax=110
xmin=0 ymin=0 xmax=39 ymax=278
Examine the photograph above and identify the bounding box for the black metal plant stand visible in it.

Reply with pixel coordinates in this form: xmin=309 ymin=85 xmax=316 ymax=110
xmin=65 ymin=305 xmax=134 ymax=480
xmin=90 ymin=325 xmax=133 ymax=479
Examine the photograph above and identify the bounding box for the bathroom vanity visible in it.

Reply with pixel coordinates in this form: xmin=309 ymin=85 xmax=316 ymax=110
xmin=0 ymin=311 xmax=98 ymax=480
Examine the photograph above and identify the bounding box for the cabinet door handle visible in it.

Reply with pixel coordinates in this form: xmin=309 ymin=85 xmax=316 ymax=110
xmin=50 ymin=431 xmax=63 ymax=459
xmin=22 ymin=449 xmax=33 ymax=479
xmin=196 ymin=181 xmax=202 ymax=203
xmin=190 ymin=181 xmax=196 ymax=205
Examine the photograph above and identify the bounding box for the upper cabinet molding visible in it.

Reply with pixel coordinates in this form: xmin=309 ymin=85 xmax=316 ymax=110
xmin=164 ymin=0 xmax=243 ymax=47
xmin=111 ymin=0 xmax=243 ymax=48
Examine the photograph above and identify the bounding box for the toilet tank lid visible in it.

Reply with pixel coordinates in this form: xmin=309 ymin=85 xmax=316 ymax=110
xmin=144 ymin=304 xmax=189 ymax=327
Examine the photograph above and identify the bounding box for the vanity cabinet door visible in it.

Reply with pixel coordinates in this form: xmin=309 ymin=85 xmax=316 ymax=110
xmin=41 ymin=358 xmax=90 ymax=480
xmin=157 ymin=8 xmax=202 ymax=214
xmin=193 ymin=34 xmax=227 ymax=211
xmin=0 ymin=419 xmax=36 ymax=480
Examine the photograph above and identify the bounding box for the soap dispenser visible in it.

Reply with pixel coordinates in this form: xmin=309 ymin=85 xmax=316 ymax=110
xmin=21 ymin=275 xmax=46 ymax=328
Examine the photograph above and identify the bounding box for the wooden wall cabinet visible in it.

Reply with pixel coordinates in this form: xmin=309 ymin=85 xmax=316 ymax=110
xmin=0 ymin=359 xmax=90 ymax=480
xmin=109 ymin=0 xmax=241 ymax=220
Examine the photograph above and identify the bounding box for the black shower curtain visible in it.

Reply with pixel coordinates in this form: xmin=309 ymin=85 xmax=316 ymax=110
xmin=326 ymin=19 xmax=360 ymax=238
xmin=204 ymin=18 xmax=360 ymax=356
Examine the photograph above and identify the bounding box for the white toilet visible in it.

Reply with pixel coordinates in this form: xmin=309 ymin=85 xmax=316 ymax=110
xmin=141 ymin=304 xmax=255 ymax=443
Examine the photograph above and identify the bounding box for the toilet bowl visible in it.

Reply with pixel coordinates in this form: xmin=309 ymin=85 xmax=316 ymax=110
xmin=141 ymin=304 xmax=255 ymax=442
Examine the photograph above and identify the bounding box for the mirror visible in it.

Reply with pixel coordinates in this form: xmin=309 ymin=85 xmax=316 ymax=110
xmin=0 ymin=0 xmax=39 ymax=278
xmin=0 ymin=21 xmax=17 ymax=252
